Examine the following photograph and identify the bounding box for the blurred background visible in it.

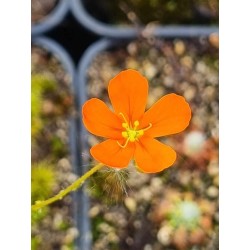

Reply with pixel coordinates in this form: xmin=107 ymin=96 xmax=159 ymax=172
xmin=31 ymin=1 xmax=218 ymax=250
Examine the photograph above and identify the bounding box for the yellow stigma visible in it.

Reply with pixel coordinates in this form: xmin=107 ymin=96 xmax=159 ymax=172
xmin=117 ymin=113 xmax=152 ymax=148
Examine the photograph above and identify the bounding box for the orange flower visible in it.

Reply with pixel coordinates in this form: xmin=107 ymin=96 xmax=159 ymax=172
xmin=82 ymin=69 xmax=191 ymax=173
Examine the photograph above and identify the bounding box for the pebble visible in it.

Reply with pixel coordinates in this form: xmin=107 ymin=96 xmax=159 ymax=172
xmin=144 ymin=244 xmax=153 ymax=250
xmin=150 ymin=177 xmax=163 ymax=194
xmin=209 ymin=33 xmax=219 ymax=49
xmin=213 ymin=175 xmax=219 ymax=187
xmin=174 ymin=40 xmax=186 ymax=55
xmin=56 ymin=128 xmax=67 ymax=141
xmin=163 ymin=76 xmax=174 ymax=87
xmin=126 ymin=58 xmax=139 ymax=69
xmin=57 ymin=158 xmax=71 ymax=171
xmin=184 ymin=86 xmax=197 ymax=101
xmin=42 ymin=100 xmax=55 ymax=115
xmin=203 ymin=86 xmax=217 ymax=102
xmin=180 ymin=56 xmax=193 ymax=69
xmin=157 ymin=225 xmax=172 ymax=246
xmin=196 ymin=61 xmax=208 ymax=74
xmin=98 ymin=223 xmax=114 ymax=233
xmin=207 ymin=186 xmax=219 ymax=198
xmin=63 ymin=227 xmax=79 ymax=243
xmin=138 ymin=187 xmax=152 ymax=202
xmin=178 ymin=171 xmax=192 ymax=186
xmin=107 ymin=232 xmax=119 ymax=243
xmin=127 ymin=42 xmax=138 ymax=56
xmin=143 ymin=61 xmax=158 ymax=79
xmin=53 ymin=213 xmax=63 ymax=230
xmin=88 ymin=205 xmax=100 ymax=218
xmin=124 ymin=197 xmax=137 ymax=213
xmin=208 ymin=161 xmax=219 ymax=176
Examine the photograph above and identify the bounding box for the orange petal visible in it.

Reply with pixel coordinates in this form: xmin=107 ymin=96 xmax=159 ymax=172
xmin=140 ymin=94 xmax=191 ymax=137
xmin=82 ymin=98 xmax=123 ymax=139
xmin=134 ymin=138 xmax=176 ymax=173
xmin=108 ymin=69 xmax=148 ymax=122
xmin=90 ymin=139 xmax=135 ymax=168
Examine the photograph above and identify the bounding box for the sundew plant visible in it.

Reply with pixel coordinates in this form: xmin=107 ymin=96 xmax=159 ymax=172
xmin=32 ymin=69 xmax=191 ymax=210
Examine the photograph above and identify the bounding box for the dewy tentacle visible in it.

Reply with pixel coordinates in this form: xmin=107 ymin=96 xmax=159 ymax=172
xmin=117 ymin=113 xmax=152 ymax=148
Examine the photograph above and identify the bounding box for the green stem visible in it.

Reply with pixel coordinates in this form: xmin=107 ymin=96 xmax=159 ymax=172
xmin=32 ymin=163 xmax=104 ymax=211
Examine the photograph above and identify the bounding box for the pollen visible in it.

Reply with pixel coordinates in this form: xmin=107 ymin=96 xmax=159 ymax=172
xmin=117 ymin=113 xmax=152 ymax=148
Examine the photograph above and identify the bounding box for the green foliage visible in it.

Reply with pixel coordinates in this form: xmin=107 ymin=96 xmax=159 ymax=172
xmin=31 ymin=74 xmax=56 ymax=137
xmin=31 ymin=236 xmax=41 ymax=250
xmin=168 ymin=201 xmax=201 ymax=230
xmin=31 ymin=161 xmax=56 ymax=203
xmin=57 ymin=220 xmax=71 ymax=231
xmin=92 ymin=216 xmax=105 ymax=242
xmin=51 ymin=135 xmax=67 ymax=157
xmin=31 ymin=207 xmax=49 ymax=225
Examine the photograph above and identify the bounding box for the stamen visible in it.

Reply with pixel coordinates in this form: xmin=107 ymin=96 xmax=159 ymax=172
xmin=122 ymin=123 xmax=128 ymax=129
xmin=119 ymin=112 xmax=129 ymax=124
xmin=143 ymin=123 xmax=152 ymax=132
xmin=133 ymin=120 xmax=139 ymax=129
xmin=137 ymin=130 xmax=144 ymax=136
xmin=117 ymin=113 xmax=153 ymax=149
xmin=117 ymin=138 xmax=129 ymax=148
xmin=122 ymin=131 xmax=128 ymax=138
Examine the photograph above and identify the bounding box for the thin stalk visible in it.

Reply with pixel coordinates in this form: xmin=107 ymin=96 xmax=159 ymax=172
xmin=32 ymin=163 xmax=104 ymax=211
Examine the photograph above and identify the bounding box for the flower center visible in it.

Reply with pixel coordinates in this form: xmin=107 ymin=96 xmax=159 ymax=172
xmin=117 ymin=113 xmax=152 ymax=148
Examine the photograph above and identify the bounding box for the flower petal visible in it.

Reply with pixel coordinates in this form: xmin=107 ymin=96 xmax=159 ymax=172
xmin=140 ymin=94 xmax=191 ymax=137
xmin=134 ymin=138 xmax=176 ymax=173
xmin=90 ymin=139 xmax=135 ymax=168
xmin=82 ymin=98 xmax=123 ymax=139
xmin=108 ymin=69 xmax=148 ymax=122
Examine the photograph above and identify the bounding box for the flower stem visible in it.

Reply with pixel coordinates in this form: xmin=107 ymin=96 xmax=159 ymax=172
xmin=32 ymin=163 xmax=104 ymax=211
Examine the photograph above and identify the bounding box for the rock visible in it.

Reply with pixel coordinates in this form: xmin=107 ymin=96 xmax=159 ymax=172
xmin=137 ymin=187 xmax=152 ymax=202
xmin=42 ymin=100 xmax=55 ymax=115
xmin=144 ymin=244 xmax=153 ymax=250
xmin=124 ymin=197 xmax=137 ymax=213
xmin=143 ymin=61 xmax=158 ymax=79
xmin=174 ymin=40 xmax=186 ymax=56
xmin=208 ymin=161 xmax=219 ymax=177
xmin=157 ymin=225 xmax=172 ymax=246
xmin=88 ymin=205 xmax=100 ymax=218
xmin=209 ymin=33 xmax=219 ymax=49
xmin=180 ymin=56 xmax=193 ymax=69
xmin=98 ymin=223 xmax=114 ymax=233
xmin=150 ymin=177 xmax=163 ymax=194
xmin=207 ymin=186 xmax=219 ymax=198
xmin=184 ymin=86 xmax=197 ymax=101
